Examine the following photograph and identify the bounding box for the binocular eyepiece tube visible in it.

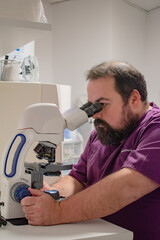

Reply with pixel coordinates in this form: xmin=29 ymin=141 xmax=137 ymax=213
xmin=63 ymin=101 xmax=102 ymax=131
xmin=80 ymin=102 xmax=102 ymax=117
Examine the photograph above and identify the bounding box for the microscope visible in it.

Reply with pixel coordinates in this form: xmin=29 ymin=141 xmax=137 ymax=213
xmin=0 ymin=101 xmax=102 ymax=223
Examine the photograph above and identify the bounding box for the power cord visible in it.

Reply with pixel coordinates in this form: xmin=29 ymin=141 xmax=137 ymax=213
xmin=0 ymin=215 xmax=7 ymax=227
xmin=0 ymin=202 xmax=7 ymax=227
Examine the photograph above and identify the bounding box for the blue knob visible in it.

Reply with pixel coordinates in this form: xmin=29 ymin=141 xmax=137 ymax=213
xmin=20 ymin=189 xmax=32 ymax=200
xmin=11 ymin=183 xmax=31 ymax=203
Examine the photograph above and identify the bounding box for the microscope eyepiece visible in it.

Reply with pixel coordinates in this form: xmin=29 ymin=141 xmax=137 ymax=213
xmin=81 ymin=102 xmax=102 ymax=118
xmin=80 ymin=102 xmax=92 ymax=111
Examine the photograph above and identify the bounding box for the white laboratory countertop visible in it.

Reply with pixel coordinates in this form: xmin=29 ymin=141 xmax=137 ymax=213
xmin=0 ymin=219 xmax=133 ymax=240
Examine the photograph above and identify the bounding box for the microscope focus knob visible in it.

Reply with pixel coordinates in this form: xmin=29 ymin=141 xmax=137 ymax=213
xmin=10 ymin=182 xmax=31 ymax=203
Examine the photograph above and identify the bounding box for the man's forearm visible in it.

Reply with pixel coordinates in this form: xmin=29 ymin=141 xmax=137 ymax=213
xmin=57 ymin=175 xmax=117 ymax=223
xmin=21 ymin=168 xmax=159 ymax=226
xmin=55 ymin=168 xmax=159 ymax=224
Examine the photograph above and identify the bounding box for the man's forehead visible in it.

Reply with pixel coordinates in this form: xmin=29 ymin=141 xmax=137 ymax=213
xmin=87 ymin=77 xmax=116 ymax=94
xmin=87 ymin=77 xmax=123 ymax=104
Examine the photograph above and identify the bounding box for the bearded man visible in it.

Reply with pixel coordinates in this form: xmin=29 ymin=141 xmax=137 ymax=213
xmin=21 ymin=61 xmax=160 ymax=240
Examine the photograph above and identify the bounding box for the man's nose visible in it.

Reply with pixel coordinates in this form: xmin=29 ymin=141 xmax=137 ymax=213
xmin=92 ymin=111 xmax=102 ymax=119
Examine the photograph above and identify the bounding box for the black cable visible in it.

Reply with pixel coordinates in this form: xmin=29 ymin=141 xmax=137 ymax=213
xmin=0 ymin=202 xmax=7 ymax=227
xmin=0 ymin=215 xmax=7 ymax=227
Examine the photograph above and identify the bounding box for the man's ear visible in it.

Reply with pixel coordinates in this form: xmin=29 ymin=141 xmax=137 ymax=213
xmin=129 ymin=89 xmax=141 ymax=107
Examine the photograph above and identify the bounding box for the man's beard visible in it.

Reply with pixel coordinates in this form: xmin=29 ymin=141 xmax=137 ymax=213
xmin=94 ymin=107 xmax=139 ymax=146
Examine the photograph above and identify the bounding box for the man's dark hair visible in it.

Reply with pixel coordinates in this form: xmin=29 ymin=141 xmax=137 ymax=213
xmin=86 ymin=61 xmax=148 ymax=104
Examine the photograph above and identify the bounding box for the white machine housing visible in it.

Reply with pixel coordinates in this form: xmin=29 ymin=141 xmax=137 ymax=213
xmin=0 ymin=99 xmax=102 ymax=220
xmin=0 ymin=102 xmax=93 ymax=219
xmin=0 ymin=82 xmax=71 ymax=190
xmin=1 ymin=103 xmax=65 ymax=219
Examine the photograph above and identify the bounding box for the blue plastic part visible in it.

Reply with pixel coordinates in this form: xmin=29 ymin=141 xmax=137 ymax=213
xmin=15 ymin=188 xmax=60 ymax=202
xmin=20 ymin=189 xmax=32 ymax=200
xmin=14 ymin=184 xmax=30 ymax=203
xmin=44 ymin=190 xmax=60 ymax=200
xmin=4 ymin=134 xmax=26 ymax=178
xmin=14 ymin=188 xmax=60 ymax=202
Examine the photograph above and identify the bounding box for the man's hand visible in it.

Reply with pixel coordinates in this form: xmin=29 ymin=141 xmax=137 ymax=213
xmin=40 ymin=176 xmax=85 ymax=198
xmin=40 ymin=182 xmax=52 ymax=191
xmin=21 ymin=188 xmax=60 ymax=226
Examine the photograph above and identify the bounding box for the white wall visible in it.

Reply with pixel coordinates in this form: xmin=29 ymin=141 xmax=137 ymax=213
xmin=146 ymin=8 xmax=160 ymax=106
xmin=42 ymin=0 xmax=113 ymax=105
xmin=35 ymin=0 xmax=54 ymax=83
xmin=37 ymin=0 xmax=147 ymax=105
xmin=111 ymin=1 xmax=147 ymax=73
xmin=35 ymin=0 xmax=160 ymax=145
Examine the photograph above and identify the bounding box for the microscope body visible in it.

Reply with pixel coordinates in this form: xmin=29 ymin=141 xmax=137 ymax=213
xmin=0 ymin=102 xmax=102 ymax=220
xmin=0 ymin=104 xmax=65 ymax=219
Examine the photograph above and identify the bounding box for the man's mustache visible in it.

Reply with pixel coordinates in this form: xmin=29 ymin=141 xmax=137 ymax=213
xmin=94 ymin=118 xmax=109 ymax=129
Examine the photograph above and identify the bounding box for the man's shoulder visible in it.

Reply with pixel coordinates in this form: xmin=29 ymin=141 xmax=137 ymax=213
xmin=149 ymin=102 xmax=160 ymax=117
xmin=142 ymin=103 xmax=160 ymax=126
xmin=90 ymin=129 xmax=98 ymax=142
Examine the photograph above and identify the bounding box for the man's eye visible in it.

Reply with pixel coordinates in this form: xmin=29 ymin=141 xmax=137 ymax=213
xmin=99 ymin=103 xmax=110 ymax=110
xmin=100 ymin=103 xmax=108 ymax=107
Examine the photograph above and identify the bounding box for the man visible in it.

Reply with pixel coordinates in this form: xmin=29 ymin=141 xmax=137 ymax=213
xmin=21 ymin=61 xmax=160 ymax=240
